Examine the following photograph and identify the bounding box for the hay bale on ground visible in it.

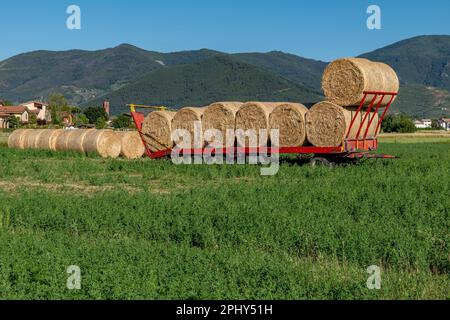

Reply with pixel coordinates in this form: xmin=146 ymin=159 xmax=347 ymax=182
xmin=235 ymin=102 xmax=280 ymax=147
xmin=25 ymin=129 xmax=47 ymax=149
xmin=67 ymin=129 xmax=94 ymax=153
xmin=172 ymin=107 xmax=207 ymax=148
xmin=83 ymin=130 xmax=121 ymax=158
xmin=20 ymin=129 xmax=46 ymax=149
xmin=322 ymin=58 xmax=399 ymax=106
xmin=306 ymin=101 xmax=380 ymax=147
xmin=55 ymin=130 xmax=78 ymax=151
xmin=36 ymin=129 xmax=64 ymax=151
xmin=7 ymin=129 xmax=27 ymax=149
xmin=141 ymin=110 xmax=176 ymax=152
xmin=269 ymin=103 xmax=309 ymax=147
xmin=118 ymin=131 xmax=146 ymax=159
xmin=202 ymin=102 xmax=243 ymax=147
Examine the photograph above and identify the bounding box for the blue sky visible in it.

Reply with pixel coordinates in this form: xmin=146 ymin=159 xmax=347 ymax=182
xmin=0 ymin=0 xmax=449 ymax=61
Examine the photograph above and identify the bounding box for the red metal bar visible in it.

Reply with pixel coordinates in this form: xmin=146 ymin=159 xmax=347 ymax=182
xmin=375 ymin=94 xmax=396 ymax=136
xmin=356 ymin=95 xmax=378 ymax=141
xmin=345 ymin=93 xmax=368 ymax=140
xmin=363 ymin=94 xmax=385 ymax=140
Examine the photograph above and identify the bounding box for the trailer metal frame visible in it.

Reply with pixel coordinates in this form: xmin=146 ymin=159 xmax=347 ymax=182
xmin=129 ymin=91 xmax=398 ymax=165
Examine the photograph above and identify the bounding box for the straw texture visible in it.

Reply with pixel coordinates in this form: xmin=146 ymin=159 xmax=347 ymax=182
xmin=235 ymin=102 xmax=280 ymax=147
xmin=269 ymin=103 xmax=309 ymax=147
xmin=202 ymin=102 xmax=243 ymax=147
xmin=322 ymin=58 xmax=399 ymax=106
xmin=7 ymin=129 xmax=27 ymax=149
xmin=118 ymin=131 xmax=146 ymax=159
xmin=141 ymin=110 xmax=176 ymax=152
xmin=83 ymin=130 xmax=121 ymax=158
xmin=36 ymin=129 xmax=64 ymax=151
xmin=306 ymin=101 xmax=380 ymax=147
xmin=172 ymin=107 xmax=207 ymax=148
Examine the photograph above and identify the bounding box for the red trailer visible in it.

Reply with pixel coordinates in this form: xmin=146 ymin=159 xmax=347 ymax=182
xmin=129 ymin=91 xmax=398 ymax=166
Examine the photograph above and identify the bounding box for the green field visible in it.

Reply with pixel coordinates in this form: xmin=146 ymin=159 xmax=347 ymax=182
xmin=0 ymin=140 xmax=449 ymax=300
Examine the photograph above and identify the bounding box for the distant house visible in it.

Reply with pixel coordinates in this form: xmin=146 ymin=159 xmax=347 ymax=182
xmin=0 ymin=112 xmax=9 ymax=128
xmin=414 ymin=119 xmax=432 ymax=129
xmin=21 ymin=101 xmax=52 ymax=124
xmin=438 ymin=118 xmax=450 ymax=131
xmin=0 ymin=106 xmax=29 ymax=128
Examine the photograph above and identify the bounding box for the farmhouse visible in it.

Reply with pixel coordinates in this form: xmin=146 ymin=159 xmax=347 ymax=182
xmin=438 ymin=118 xmax=450 ymax=131
xmin=0 ymin=106 xmax=29 ymax=128
xmin=414 ymin=119 xmax=432 ymax=129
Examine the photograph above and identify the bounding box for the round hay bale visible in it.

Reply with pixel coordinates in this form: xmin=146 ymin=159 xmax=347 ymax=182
xmin=202 ymin=102 xmax=243 ymax=147
xmin=306 ymin=101 xmax=380 ymax=147
xmin=67 ymin=129 xmax=94 ymax=153
xmin=36 ymin=129 xmax=65 ymax=151
xmin=269 ymin=103 xmax=309 ymax=147
xmin=235 ymin=102 xmax=280 ymax=147
xmin=83 ymin=130 xmax=121 ymax=158
xmin=22 ymin=129 xmax=46 ymax=149
xmin=172 ymin=107 xmax=207 ymax=148
xmin=322 ymin=58 xmax=399 ymax=106
xmin=7 ymin=129 xmax=27 ymax=149
xmin=55 ymin=130 xmax=78 ymax=151
xmin=141 ymin=110 xmax=176 ymax=152
xmin=118 ymin=131 xmax=146 ymax=159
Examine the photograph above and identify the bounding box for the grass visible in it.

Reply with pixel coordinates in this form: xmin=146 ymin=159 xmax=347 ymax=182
xmin=0 ymin=138 xmax=448 ymax=300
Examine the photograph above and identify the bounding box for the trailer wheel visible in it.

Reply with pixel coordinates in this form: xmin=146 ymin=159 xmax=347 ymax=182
xmin=309 ymin=157 xmax=335 ymax=168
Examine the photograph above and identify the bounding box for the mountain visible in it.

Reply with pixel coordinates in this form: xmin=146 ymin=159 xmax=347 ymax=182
xmin=1 ymin=35 xmax=450 ymax=117
xmin=0 ymin=44 xmax=167 ymax=104
xmin=392 ymin=85 xmax=450 ymax=118
xmin=359 ymin=35 xmax=450 ymax=118
xmin=87 ymin=56 xmax=323 ymax=114
xmin=234 ymin=51 xmax=326 ymax=91
xmin=360 ymin=35 xmax=450 ymax=90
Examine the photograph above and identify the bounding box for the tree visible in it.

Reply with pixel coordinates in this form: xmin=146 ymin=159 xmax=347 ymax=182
xmin=48 ymin=93 xmax=70 ymax=124
xmin=28 ymin=113 xmax=37 ymax=125
xmin=95 ymin=117 xmax=107 ymax=129
xmin=7 ymin=116 xmax=19 ymax=128
xmin=83 ymin=107 xmax=108 ymax=125
xmin=74 ymin=113 xmax=89 ymax=126
xmin=381 ymin=114 xmax=416 ymax=133
xmin=112 ymin=114 xmax=131 ymax=129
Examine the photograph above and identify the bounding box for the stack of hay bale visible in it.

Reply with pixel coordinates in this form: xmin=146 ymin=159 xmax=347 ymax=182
xmin=140 ymin=57 xmax=399 ymax=150
xmin=307 ymin=57 xmax=399 ymax=146
xmin=8 ymin=129 xmax=145 ymax=159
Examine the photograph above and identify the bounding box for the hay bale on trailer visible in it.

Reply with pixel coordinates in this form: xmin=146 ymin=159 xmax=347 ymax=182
xmin=172 ymin=107 xmax=207 ymax=148
xmin=36 ymin=129 xmax=64 ymax=151
xmin=141 ymin=110 xmax=176 ymax=152
xmin=83 ymin=130 xmax=121 ymax=158
xmin=202 ymin=102 xmax=243 ymax=147
xmin=305 ymin=101 xmax=379 ymax=147
xmin=322 ymin=58 xmax=399 ymax=106
xmin=7 ymin=129 xmax=27 ymax=149
xmin=118 ymin=131 xmax=146 ymax=159
xmin=67 ymin=129 xmax=94 ymax=153
xmin=269 ymin=103 xmax=309 ymax=147
xmin=235 ymin=102 xmax=280 ymax=147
